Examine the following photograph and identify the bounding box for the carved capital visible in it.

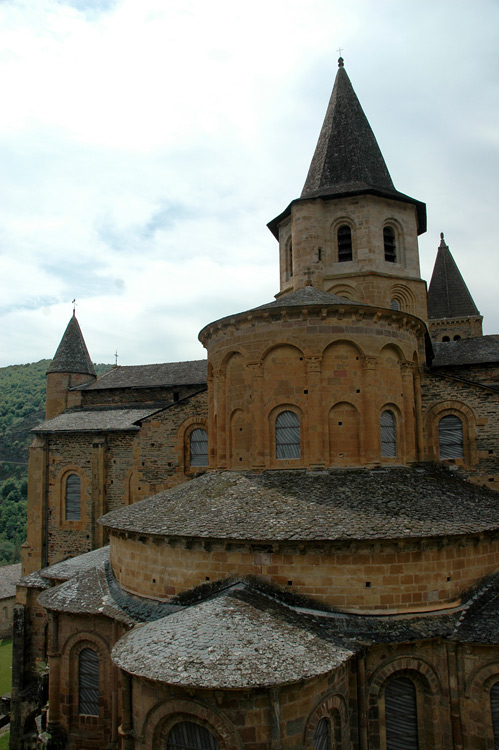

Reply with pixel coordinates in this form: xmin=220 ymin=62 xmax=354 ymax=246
xmin=361 ymin=355 xmax=378 ymax=370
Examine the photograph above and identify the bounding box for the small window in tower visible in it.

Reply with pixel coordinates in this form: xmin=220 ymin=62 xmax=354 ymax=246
xmin=313 ymin=717 xmax=330 ymax=750
xmin=390 ymin=299 xmax=400 ymax=311
xmin=337 ymin=225 xmax=353 ymax=262
xmin=167 ymin=721 xmax=220 ymax=750
xmin=453 ymin=335 xmax=461 ymax=341
xmin=380 ymin=410 xmax=397 ymax=457
xmin=190 ymin=428 xmax=209 ymax=467
xmin=438 ymin=415 xmax=464 ymax=459
xmin=65 ymin=474 xmax=81 ymax=521
xmin=275 ymin=411 xmax=301 ymax=459
xmin=442 ymin=336 xmax=450 ymax=342
xmin=384 ymin=226 xmax=396 ymax=262
xmin=78 ymin=647 xmax=99 ymax=716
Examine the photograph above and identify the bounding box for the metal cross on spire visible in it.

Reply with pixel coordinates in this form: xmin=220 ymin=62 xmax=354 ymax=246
xmin=114 ymin=350 xmax=119 ymax=367
xmin=72 ymin=299 xmax=77 ymax=316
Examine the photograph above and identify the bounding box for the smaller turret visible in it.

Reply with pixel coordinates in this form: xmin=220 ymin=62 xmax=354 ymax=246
xmin=45 ymin=313 xmax=96 ymax=419
xmin=427 ymin=233 xmax=483 ymax=343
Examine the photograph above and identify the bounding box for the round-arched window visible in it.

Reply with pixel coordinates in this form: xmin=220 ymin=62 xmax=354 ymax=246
xmin=438 ymin=415 xmax=464 ymax=459
xmin=190 ymin=428 xmax=208 ymax=467
xmin=380 ymin=410 xmax=397 ymax=458
xmin=275 ymin=411 xmax=301 ymax=459
xmin=167 ymin=721 xmax=220 ymax=750
xmin=313 ymin=717 xmax=330 ymax=750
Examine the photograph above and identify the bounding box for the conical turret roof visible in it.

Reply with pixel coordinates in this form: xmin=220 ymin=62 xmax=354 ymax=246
xmin=48 ymin=313 xmax=96 ymax=376
xmin=301 ymin=59 xmax=395 ymax=198
xmin=427 ymin=234 xmax=480 ymax=320
xmin=268 ymin=60 xmax=426 ymax=238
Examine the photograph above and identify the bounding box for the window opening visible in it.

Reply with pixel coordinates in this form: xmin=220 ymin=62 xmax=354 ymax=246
xmin=384 ymin=226 xmax=396 ymax=262
xmin=453 ymin=335 xmax=461 ymax=341
xmin=438 ymin=415 xmax=464 ymax=459
xmin=491 ymin=682 xmax=499 ymax=748
xmin=442 ymin=336 xmax=450 ymax=342
xmin=390 ymin=299 xmax=400 ymax=311
xmin=289 ymin=242 xmax=293 ymax=277
xmin=380 ymin=410 xmax=397 ymax=458
xmin=313 ymin=717 xmax=330 ymax=750
xmin=337 ymin=225 xmax=353 ymax=262
xmin=275 ymin=411 xmax=301 ymax=459
xmin=65 ymin=474 xmax=81 ymax=521
xmin=78 ymin=648 xmax=99 ymax=716
xmin=190 ymin=428 xmax=209 ymax=467
xmin=167 ymin=721 xmax=220 ymax=750
xmin=385 ymin=676 xmax=419 ymax=750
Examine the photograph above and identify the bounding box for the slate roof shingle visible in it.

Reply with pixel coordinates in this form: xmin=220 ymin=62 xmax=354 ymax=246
xmin=427 ymin=235 xmax=480 ymax=320
xmin=33 ymin=407 xmax=162 ymax=434
xmin=99 ymin=468 xmax=499 ymax=543
xmin=432 ymin=335 xmax=499 ymax=368
xmin=47 ymin=314 xmax=96 ymax=377
xmin=80 ymin=360 xmax=207 ymax=391
xmin=0 ymin=563 xmax=21 ymax=600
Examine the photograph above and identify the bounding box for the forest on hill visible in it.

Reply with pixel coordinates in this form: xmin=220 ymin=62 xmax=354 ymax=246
xmin=0 ymin=360 xmax=111 ymax=565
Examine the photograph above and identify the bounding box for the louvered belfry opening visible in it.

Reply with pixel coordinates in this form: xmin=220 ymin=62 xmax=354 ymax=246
xmin=385 ymin=676 xmax=419 ymax=750
xmin=78 ymin=648 xmax=99 ymax=716
xmin=438 ymin=415 xmax=464 ymax=459
xmin=384 ymin=226 xmax=396 ymax=263
xmin=65 ymin=474 xmax=81 ymax=521
xmin=190 ymin=428 xmax=209 ymax=466
xmin=313 ymin=717 xmax=330 ymax=750
xmin=275 ymin=410 xmax=301 ymax=459
xmin=490 ymin=683 xmax=499 ymax=749
xmin=337 ymin=225 xmax=353 ymax=262
xmin=167 ymin=721 xmax=220 ymax=750
xmin=380 ymin=410 xmax=397 ymax=458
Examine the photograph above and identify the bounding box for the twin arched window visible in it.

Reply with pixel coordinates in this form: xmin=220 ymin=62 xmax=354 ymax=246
xmin=167 ymin=721 xmax=220 ymax=749
xmin=190 ymin=428 xmax=209 ymax=467
xmin=385 ymin=676 xmax=419 ymax=749
xmin=65 ymin=474 xmax=81 ymax=521
xmin=380 ymin=410 xmax=397 ymax=458
xmin=275 ymin=411 xmax=301 ymax=459
xmin=438 ymin=415 xmax=464 ymax=459
xmin=78 ymin=647 xmax=99 ymax=716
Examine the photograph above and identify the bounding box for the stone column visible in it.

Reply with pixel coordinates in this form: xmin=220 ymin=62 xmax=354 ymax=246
xmin=413 ymin=366 xmax=425 ymax=461
xmin=361 ymin=356 xmax=378 ymax=464
xmin=23 ymin=435 xmax=48 ymax=574
xmin=248 ymin=361 xmax=265 ymax=470
xmin=401 ymin=361 xmax=416 ymax=462
xmin=269 ymin=687 xmax=282 ymax=749
xmin=305 ymin=356 xmax=325 ymax=468
xmin=214 ymin=370 xmax=227 ymax=469
xmin=91 ymin=437 xmax=107 ymax=549
xmin=207 ymin=370 xmax=215 ymax=467
xmin=46 ymin=611 xmax=66 ymax=747
xmin=118 ymin=670 xmax=134 ymax=750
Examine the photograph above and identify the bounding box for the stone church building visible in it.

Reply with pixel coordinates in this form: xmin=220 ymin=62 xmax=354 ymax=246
xmin=10 ymin=60 xmax=499 ymax=749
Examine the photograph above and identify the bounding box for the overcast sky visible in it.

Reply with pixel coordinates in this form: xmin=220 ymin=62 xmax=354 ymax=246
xmin=1 ymin=0 xmax=498 ymax=368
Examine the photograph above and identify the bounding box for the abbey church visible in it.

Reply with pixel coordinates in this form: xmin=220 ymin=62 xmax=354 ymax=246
xmin=10 ymin=60 xmax=499 ymax=749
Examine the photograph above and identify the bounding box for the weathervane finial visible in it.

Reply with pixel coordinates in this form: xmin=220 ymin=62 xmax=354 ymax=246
xmin=72 ymin=298 xmax=77 ymax=316
xmin=337 ymin=47 xmax=344 ymax=67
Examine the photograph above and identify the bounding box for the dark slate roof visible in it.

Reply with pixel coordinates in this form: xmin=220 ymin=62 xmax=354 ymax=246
xmin=79 ymin=360 xmax=207 ymax=390
xmin=17 ymin=570 xmax=51 ymax=590
xmin=111 ymin=585 xmax=352 ymax=688
xmin=432 ymin=335 xmax=499 ymax=368
xmin=47 ymin=314 xmax=96 ymax=377
xmin=453 ymin=575 xmax=499 ymax=645
xmin=427 ymin=234 xmax=480 ymax=320
xmin=33 ymin=407 xmax=161 ymax=434
xmin=100 ymin=468 xmax=499 ymax=543
xmin=40 ymin=546 xmax=111 ymax=582
xmin=254 ymin=286 xmax=367 ymax=310
xmin=0 ymin=563 xmax=21 ymax=600
xmin=267 ymin=61 xmax=426 ymax=238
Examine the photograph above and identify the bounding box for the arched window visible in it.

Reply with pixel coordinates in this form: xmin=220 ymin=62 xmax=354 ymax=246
xmin=65 ymin=474 xmax=81 ymax=521
xmin=442 ymin=336 xmax=450 ymax=342
xmin=438 ymin=415 xmax=464 ymax=459
xmin=337 ymin=225 xmax=353 ymax=262
xmin=385 ymin=676 xmax=419 ymax=749
xmin=384 ymin=226 xmax=396 ymax=263
xmin=390 ymin=299 xmax=400 ymax=310
xmin=380 ymin=410 xmax=397 ymax=457
xmin=78 ymin=648 xmax=99 ymax=716
xmin=190 ymin=428 xmax=209 ymax=467
xmin=491 ymin=682 xmax=499 ymax=747
xmin=167 ymin=721 xmax=220 ymax=750
xmin=275 ymin=411 xmax=301 ymax=459
xmin=313 ymin=717 xmax=330 ymax=750
xmin=453 ymin=335 xmax=461 ymax=341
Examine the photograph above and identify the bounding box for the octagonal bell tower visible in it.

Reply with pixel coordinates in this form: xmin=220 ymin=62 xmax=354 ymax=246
xmin=268 ymin=58 xmax=428 ymax=321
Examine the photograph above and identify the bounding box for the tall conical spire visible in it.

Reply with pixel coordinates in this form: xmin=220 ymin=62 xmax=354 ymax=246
xmin=48 ymin=313 xmax=96 ymax=376
xmin=427 ymin=233 xmax=480 ymax=320
xmin=302 ymin=58 xmax=395 ymax=198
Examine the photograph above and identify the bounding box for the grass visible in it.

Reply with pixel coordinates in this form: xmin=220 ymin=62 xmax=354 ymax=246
xmin=0 ymin=732 xmax=9 ymax=750
xmin=0 ymin=638 xmax=12 ymax=696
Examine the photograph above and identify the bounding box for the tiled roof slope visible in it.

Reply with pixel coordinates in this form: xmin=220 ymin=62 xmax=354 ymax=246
xmin=302 ymin=60 xmax=395 ymax=199
xmin=47 ymin=314 xmax=96 ymax=377
xmin=432 ymin=335 xmax=499 ymax=367
xmin=33 ymin=407 xmax=161 ymax=433
xmin=0 ymin=563 xmax=21 ymax=599
xmin=254 ymin=286 xmax=367 ymax=310
xmin=80 ymin=360 xmax=207 ymax=390
xmin=427 ymin=234 xmax=480 ymax=319
xmin=100 ymin=468 xmax=499 ymax=543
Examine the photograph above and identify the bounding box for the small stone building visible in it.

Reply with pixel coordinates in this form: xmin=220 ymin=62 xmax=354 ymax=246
xmin=0 ymin=563 xmax=21 ymax=639
xmin=10 ymin=60 xmax=499 ymax=749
